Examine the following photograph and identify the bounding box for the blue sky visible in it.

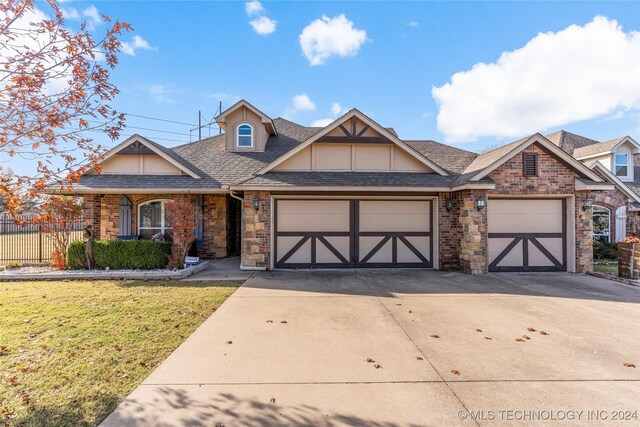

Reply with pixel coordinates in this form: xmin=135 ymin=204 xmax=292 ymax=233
xmin=9 ymin=1 xmax=640 ymax=175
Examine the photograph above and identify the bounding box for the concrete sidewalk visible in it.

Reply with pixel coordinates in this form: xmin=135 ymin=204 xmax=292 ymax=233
xmin=102 ymin=270 xmax=640 ymax=426
xmin=182 ymin=257 xmax=254 ymax=282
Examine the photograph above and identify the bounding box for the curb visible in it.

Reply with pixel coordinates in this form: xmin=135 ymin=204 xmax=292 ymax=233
xmin=0 ymin=260 xmax=211 ymax=281
xmin=588 ymin=271 xmax=639 ymax=287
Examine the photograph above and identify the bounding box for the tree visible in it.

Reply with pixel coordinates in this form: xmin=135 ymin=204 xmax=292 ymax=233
xmin=36 ymin=196 xmax=83 ymax=269
xmin=165 ymin=195 xmax=202 ymax=269
xmin=0 ymin=0 xmax=131 ymax=217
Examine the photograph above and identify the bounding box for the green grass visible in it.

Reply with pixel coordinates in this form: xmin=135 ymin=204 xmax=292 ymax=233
xmin=0 ymin=279 xmax=241 ymax=426
xmin=593 ymin=263 xmax=618 ymax=275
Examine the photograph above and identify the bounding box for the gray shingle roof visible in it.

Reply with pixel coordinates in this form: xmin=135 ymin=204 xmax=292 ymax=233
xmin=625 ymin=166 xmax=640 ymax=198
xmin=545 ymin=130 xmax=600 ymax=155
xmin=461 ymin=136 xmax=529 ymax=176
xmin=237 ymin=172 xmax=464 ymax=187
xmin=404 ymin=140 xmax=477 ymax=174
xmin=74 ymin=174 xmax=221 ymax=190
xmin=573 ymin=138 xmax=625 ymax=159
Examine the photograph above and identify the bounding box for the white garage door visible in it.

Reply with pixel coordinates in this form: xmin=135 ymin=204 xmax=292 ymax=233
xmin=488 ymin=198 xmax=566 ymax=272
xmin=274 ymin=199 xmax=433 ymax=268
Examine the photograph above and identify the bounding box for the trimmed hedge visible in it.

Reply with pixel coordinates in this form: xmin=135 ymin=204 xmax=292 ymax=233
xmin=67 ymin=240 xmax=171 ymax=270
xmin=593 ymin=240 xmax=617 ymax=262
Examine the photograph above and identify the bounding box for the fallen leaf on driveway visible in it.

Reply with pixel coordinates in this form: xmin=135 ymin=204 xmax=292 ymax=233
xmin=623 ymin=363 xmax=636 ymax=368
xmin=539 ymin=331 xmax=549 ymax=335
xmin=280 ymin=320 xmax=287 ymax=324
xmin=396 ymin=303 xmax=402 ymax=306
xmin=515 ymin=338 xmax=524 ymax=342
xmin=270 ymin=397 xmax=276 ymax=403
xmin=374 ymin=364 xmax=382 ymax=369
xmin=226 ymin=340 xmax=233 ymax=345
xmin=527 ymin=327 xmax=536 ymax=332
xmin=408 ymin=310 xmax=413 ymax=313
xmin=365 ymin=358 xmax=375 ymax=363
xmin=522 ymin=335 xmax=531 ymax=340
xmin=476 ymin=329 xmax=482 ymax=332
xmin=430 ymin=334 xmax=440 ymax=338
xmin=266 ymin=320 xmax=273 ymax=323
xmin=451 ymin=370 xmax=460 ymax=375
xmin=416 ymin=356 xmax=423 ymax=360
xmin=484 ymin=337 xmax=492 ymax=340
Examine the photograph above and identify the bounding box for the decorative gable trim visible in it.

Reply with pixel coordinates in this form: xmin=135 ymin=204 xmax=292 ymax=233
xmin=468 ymin=134 xmax=603 ymax=183
xmin=95 ymin=134 xmax=201 ymax=179
xmin=258 ymin=109 xmax=450 ymax=176
xmin=589 ymin=161 xmax=640 ymax=204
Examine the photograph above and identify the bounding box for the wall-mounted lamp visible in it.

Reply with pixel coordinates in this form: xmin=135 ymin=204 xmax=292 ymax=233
xmin=582 ymin=195 xmax=593 ymax=212
xmin=253 ymin=194 xmax=260 ymax=212
xmin=476 ymin=196 xmax=486 ymax=211
xmin=446 ymin=198 xmax=454 ymax=211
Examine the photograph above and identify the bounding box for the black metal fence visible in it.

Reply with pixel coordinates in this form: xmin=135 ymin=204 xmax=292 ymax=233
xmin=0 ymin=214 xmax=84 ymax=263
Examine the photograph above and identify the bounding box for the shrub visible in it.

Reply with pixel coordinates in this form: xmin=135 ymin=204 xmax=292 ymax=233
xmin=593 ymin=240 xmax=617 ymax=262
xmin=67 ymin=240 xmax=171 ymax=270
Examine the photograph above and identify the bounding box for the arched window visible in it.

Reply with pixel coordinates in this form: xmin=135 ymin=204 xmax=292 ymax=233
xmin=592 ymin=205 xmax=611 ymax=242
xmin=138 ymin=200 xmax=172 ymax=240
xmin=236 ymin=123 xmax=253 ymax=148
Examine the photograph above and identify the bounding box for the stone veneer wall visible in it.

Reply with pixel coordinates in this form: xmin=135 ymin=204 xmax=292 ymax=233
xmin=83 ymin=194 xmax=102 ymax=239
xmin=201 ymin=195 xmax=228 ymax=258
xmin=575 ymin=191 xmax=594 ymax=273
xmin=241 ymin=191 xmax=271 ymax=269
xmin=458 ymin=190 xmax=489 ymax=275
xmin=100 ymin=194 xmax=120 ymax=240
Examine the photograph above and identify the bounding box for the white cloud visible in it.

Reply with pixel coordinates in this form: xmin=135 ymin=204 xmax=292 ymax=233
xmin=299 ymin=14 xmax=368 ymax=66
xmin=61 ymin=7 xmax=79 ymax=20
xmin=141 ymin=84 xmax=183 ymax=104
xmin=120 ymin=35 xmax=156 ymax=56
xmin=406 ymin=21 xmax=419 ymax=28
xmin=245 ymin=1 xmax=265 ymax=16
xmin=283 ymin=94 xmax=317 ymax=118
xmin=331 ymin=102 xmax=343 ymax=116
xmin=82 ymin=5 xmax=102 ymax=30
xmin=311 ymin=118 xmax=334 ymax=127
xmin=250 ymin=16 xmax=277 ymax=35
xmin=432 ymin=16 xmax=640 ymax=143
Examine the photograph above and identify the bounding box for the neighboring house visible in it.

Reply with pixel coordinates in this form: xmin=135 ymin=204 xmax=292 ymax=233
xmin=65 ymin=99 xmax=638 ymax=275
xmin=546 ymin=130 xmax=640 ymax=243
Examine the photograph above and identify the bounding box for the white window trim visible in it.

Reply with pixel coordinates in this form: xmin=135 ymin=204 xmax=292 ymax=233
xmin=592 ymin=205 xmax=611 ymax=242
xmin=236 ymin=123 xmax=254 ymax=148
xmin=138 ymin=199 xmax=172 ymax=237
xmin=614 ymin=152 xmax=630 ymax=179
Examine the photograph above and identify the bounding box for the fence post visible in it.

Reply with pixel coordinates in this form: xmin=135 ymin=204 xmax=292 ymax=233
xmin=38 ymin=221 xmax=43 ymax=263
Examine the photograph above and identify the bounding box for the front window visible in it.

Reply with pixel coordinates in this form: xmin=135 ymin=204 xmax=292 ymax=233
xmin=593 ymin=205 xmax=611 ymax=242
xmin=139 ymin=200 xmax=172 ymax=240
xmin=615 ymin=153 xmax=629 ymax=177
xmin=236 ymin=124 xmax=253 ymax=148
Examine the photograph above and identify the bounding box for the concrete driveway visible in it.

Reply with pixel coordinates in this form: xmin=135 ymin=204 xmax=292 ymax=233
xmin=102 ymin=271 xmax=640 ymax=426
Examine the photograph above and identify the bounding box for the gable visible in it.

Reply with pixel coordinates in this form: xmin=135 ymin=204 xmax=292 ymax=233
xmin=263 ymin=111 xmax=449 ymax=175
xmin=90 ymin=135 xmax=200 ymax=178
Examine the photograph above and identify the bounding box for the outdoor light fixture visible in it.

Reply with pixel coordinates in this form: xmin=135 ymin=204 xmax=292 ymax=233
xmin=476 ymin=196 xmax=486 ymax=211
xmin=446 ymin=198 xmax=454 ymax=211
xmin=582 ymin=195 xmax=593 ymax=212
xmin=253 ymin=194 xmax=260 ymax=212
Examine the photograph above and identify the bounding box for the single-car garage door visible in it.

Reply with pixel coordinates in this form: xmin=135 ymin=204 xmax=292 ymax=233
xmin=274 ymin=199 xmax=433 ymax=269
xmin=488 ymin=198 xmax=567 ymax=272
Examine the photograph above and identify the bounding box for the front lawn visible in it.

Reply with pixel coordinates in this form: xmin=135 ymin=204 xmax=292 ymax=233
xmin=593 ymin=262 xmax=618 ymax=275
xmin=0 ymin=279 xmax=241 ymax=426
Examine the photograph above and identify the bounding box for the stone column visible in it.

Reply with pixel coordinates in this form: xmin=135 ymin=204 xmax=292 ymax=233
xmin=99 ymin=194 xmax=119 ymax=240
xmin=83 ymin=194 xmax=102 ymax=240
xmin=201 ymin=195 xmax=228 ymax=258
xmin=575 ymin=191 xmax=593 ymax=273
xmin=242 ymin=191 xmax=271 ymax=269
xmin=459 ymin=190 xmax=488 ymax=275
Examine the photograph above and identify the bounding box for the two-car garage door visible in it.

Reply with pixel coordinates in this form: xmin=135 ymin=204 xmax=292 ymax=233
xmin=488 ymin=198 xmax=567 ymax=272
xmin=274 ymin=199 xmax=433 ymax=269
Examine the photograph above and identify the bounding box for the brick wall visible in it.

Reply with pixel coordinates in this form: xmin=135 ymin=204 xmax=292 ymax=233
xmin=438 ymin=192 xmax=462 ymax=270
xmin=489 ymin=144 xmax=575 ymax=195
xmin=242 ymin=191 xmax=271 ymax=269
xmin=201 ymin=195 xmax=228 ymax=258
xmin=458 ymin=190 xmax=488 ymax=275
xmin=83 ymin=194 xmax=102 ymax=239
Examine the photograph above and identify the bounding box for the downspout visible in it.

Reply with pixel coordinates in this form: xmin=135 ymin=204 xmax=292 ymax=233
xmin=229 ymin=190 xmax=267 ymax=271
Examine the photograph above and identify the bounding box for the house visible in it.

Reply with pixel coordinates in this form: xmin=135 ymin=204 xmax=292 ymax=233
xmin=66 ymin=99 xmax=640 ymax=274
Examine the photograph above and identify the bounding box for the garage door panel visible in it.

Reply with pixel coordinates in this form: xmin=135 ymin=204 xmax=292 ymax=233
xmin=277 ymin=200 xmax=350 ymax=232
xmin=360 ymin=237 xmax=393 ymax=263
xmin=316 ymin=236 xmax=349 ymax=263
xmin=359 ymin=201 xmax=430 ymax=232
xmin=488 ymin=198 xmax=566 ymax=272
xmin=397 ymin=236 xmax=430 ymax=263
xmin=277 ymin=237 xmax=311 ymax=264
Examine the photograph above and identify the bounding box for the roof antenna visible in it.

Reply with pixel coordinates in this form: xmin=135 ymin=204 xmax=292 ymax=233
xmin=198 ymin=110 xmax=202 ymax=140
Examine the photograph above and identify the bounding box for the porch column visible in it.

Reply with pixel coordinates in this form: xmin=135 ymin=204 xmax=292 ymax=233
xmin=575 ymin=191 xmax=594 ymax=274
xmin=241 ymin=191 xmax=271 ymax=270
xmin=83 ymin=194 xmax=102 ymax=240
xmin=459 ymin=190 xmax=488 ymax=275
xmin=100 ymin=194 xmax=120 ymax=240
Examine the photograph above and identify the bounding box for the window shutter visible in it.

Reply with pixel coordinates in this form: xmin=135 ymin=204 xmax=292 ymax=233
xmin=523 ymin=153 xmax=538 ymax=177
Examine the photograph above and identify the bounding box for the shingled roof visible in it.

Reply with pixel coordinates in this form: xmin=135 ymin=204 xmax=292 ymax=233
xmin=545 ymin=130 xmax=600 ymax=155
xmin=572 ymin=137 xmax=627 ymax=159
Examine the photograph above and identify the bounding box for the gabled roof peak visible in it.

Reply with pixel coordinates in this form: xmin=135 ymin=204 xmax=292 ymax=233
xmin=215 ymin=99 xmax=277 ymax=136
